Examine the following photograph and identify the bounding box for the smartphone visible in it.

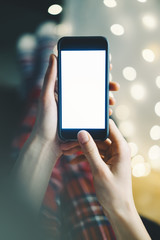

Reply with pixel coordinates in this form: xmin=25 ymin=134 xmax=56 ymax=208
xmin=58 ymin=36 xmax=109 ymax=141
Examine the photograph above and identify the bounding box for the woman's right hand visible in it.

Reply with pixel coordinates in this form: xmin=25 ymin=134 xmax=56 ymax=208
xmin=77 ymin=119 xmax=133 ymax=216
xmin=76 ymin=119 xmax=151 ymax=240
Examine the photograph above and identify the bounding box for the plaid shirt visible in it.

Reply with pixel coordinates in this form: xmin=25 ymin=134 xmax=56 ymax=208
xmin=11 ymin=88 xmax=116 ymax=240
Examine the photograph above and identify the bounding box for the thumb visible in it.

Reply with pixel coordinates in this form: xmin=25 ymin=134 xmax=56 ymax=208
xmin=77 ymin=131 xmax=108 ymax=175
xmin=41 ymin=54 xmax=57 ymax=97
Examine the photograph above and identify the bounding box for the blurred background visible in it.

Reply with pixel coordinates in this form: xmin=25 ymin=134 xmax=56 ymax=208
xmin=0 ymin=0 xmax=160 ymax=230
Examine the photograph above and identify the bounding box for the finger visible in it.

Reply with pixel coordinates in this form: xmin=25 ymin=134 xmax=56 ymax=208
xmin=109 ymin=82 xmax=120 ymax=91
xmin=41 ymin=54 xmax=57 ymax=97
xmin=77 ymin=130 xmax=110 ymax=175
xmin=109 ymin=63 xmax=112 ymax=71
xmin=108 ymin=119 xmax=125 ymax=144
xmin=70 ymin=152 xmax=107 ymax=165
xmin=96 ymin=139 xmax=111 ymax=151
xmin=62 ymin=146 xmax=82 ymax=156
xmin=109 ymin=108 xmax=113 ymax=116
xmin=60 ymin=141 xmax=79 ymax=151
xmin=109 ymin=96 xmax=115 ymax=105
xmin=70 ymin=155 xmax=87 ymax=164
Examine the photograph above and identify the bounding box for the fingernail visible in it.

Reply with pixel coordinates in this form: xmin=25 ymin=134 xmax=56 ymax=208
xmin=78 ymin=131 xmax=89 ymax=144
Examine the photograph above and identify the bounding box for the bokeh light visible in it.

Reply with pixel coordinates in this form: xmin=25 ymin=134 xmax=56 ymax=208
xmin=142 ymin=49 xmax=155 ymax=62
xmin=48 ymin=4 xmax=63 ymax=15
xmin=131 ymin=84 xmax=145 ymax=100
xmin=148 ymin=145 xmax=160 ymax=160
xmin=155 ymin=102 xmax=160 ymax=117
xmin=156 ymin=76 xmax=160 ymax=88
xmin=150 ymin=125 xmax=160 ymax=140
xmin=137 ymin=0 xmax=147 ymax=2
xmin=132 ymin=162 xmax=151 ymax=177
xmin=122 ymin=67 xmax=137 ymax=81
xmin=103 ymin=0 xmax=117 ymax=8
xmin=110 ymin=24 xmax=125 ymax=36
xmin=17 ymin=34 xmax=37 ymax=51
xmin=142 ymin=15 xmax=157 ymax=29
xmin=131 ymin=154 xmax=144 ymax=168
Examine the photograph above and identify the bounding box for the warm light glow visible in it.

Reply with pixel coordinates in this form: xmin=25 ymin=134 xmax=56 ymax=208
xmin=156 ymin=76 xmax=160 ymax=88
xmin=142 ymin=49 xmax=155 ymax=62
xmin=137 ymin=0 xmax=147 ymax=2
xmin=122 ymin=67 xmax=137 ymax=81
xmin=119 ymin=121 xmax=134 ymax=137
xmin=131 ymin=84 xmax=145 ymax=100
xmin=132 ymin=163 xmax=146 ymax=177
xmin=115 ymin=105 xmax=130 ymax=120
xmin=129 ymin=142 xmax=138 ymax=157
xmin=150 ymin=125 xmax=160 ymax=140
xmin=48 ymin=4 xmax=63 ymax=15
xmin=110 ymin=24 xmax=125 ymax=36
xmin=142 ymin=15 xmax=157 ymax=29
xmin=155 ymin=102 xmax=160 ymax=117
xmin=148 ymin=145 xmax=160 ymax=160
xmin=132 ymin=155 xmax=151 ymax=177
xmin=103 ymin=0 xmax=117 ymax=8
xmin=132 ymin=162 xmax=150 ymax=177
xmin=131 ymin=155 xmax=144 ymax=168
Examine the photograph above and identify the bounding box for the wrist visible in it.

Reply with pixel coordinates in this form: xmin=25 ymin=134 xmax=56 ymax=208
xmin=12 ymin=131 xmax=61 ymax=212
xmin=29 ymin=131 xmax=61 ymax=162
xmin=103 ymin=197 xmax=137 ymax=223
xmin=103 ymin=201 xmax=151 ymax=240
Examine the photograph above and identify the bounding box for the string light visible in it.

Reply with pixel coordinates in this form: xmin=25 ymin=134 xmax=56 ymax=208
xmin=137 ymin=0 xmax=147 ymax=2
xmin=17 ymin=34 xmax=37 ymax=51
xmin=142 ymin=49 xmax=155 ymax=62
xmin=155 ymin=102 xmax=160 ymax=117
xmin=48 ymin=4 xmax=63 ymax=15
xmin=148 ymin=145 xmax=160 ymax=160
xmin=122 ymin=67 xmax=137 ymax=81
xmin=142 ymin=15 xmax=157 ymax=29
xmin=110 ymin=24 xmax=125 ymax=36
xmin=149 ymin=145 xmax=160 ymax=170
xmin=131 ymin=155 xmax=144 ymax=168
xmin=156 ymin=76 xmax=160 ymax=88
xmin=132 ymin=162 xmax=150 ymax=177
xmin=150 ymin=125 xmax=160 ymax=140
xmin=131 ymin=84 xmax=146 ymax=100
xmin=103 ymin=0 xmax=117 ymax=8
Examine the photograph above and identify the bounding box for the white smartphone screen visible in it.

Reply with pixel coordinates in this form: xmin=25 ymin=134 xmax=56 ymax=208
xmin=61 ymin=50 xmax=106 ymax=129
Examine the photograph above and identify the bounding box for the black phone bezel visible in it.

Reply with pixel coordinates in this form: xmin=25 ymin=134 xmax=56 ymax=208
xmin=58 ymin=36 xmax=109 ymax=141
